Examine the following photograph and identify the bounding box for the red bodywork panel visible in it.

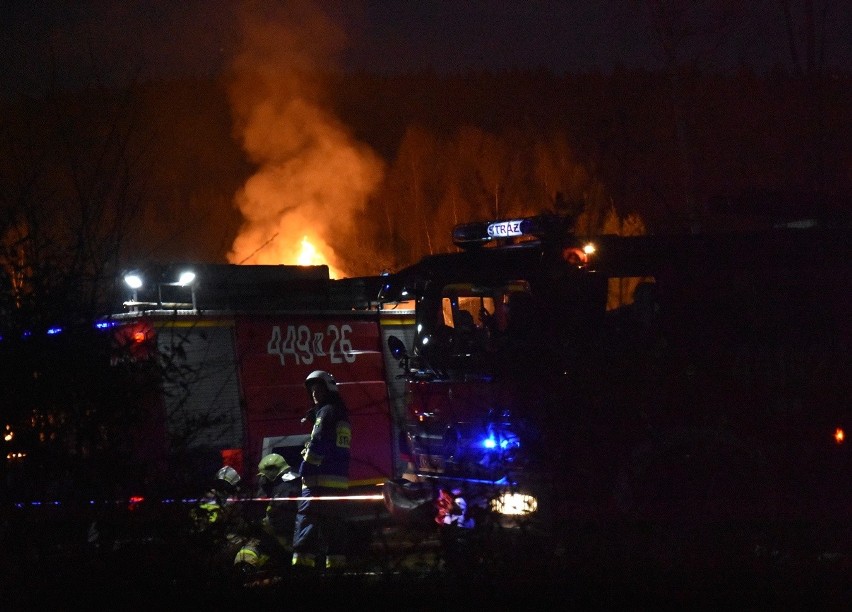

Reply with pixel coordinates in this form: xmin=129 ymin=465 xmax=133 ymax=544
xmin=234 ymin=314 xmax=391 ymax=487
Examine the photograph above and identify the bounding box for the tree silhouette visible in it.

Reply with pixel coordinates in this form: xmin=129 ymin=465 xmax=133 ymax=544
xmin=0 ymin=65 xmax=167 ymax=504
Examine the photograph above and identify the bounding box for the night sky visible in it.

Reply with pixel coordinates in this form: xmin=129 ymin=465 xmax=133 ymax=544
xmin=1 ymin=0 xmax=849 ymax=276
xmin=3 ymin=0 xmax=851 ymax=94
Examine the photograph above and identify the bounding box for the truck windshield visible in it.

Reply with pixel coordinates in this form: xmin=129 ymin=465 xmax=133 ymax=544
xmin=414 ymin=281 xmax=538 ymax=374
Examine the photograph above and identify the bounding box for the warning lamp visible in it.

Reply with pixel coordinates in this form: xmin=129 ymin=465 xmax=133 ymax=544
xmin=486 ymin=219 xmax=526 ymax=239
xmin=834 ymin=427 xmax=845 ymax=444
xmin=452 ymin=214 xmax=575 ymax=248
xmin=563 ymin=248 xmax=584 ymax=266
xmin=114 ymin=321 xmax=156 ymax=360
xmin=127 ymin=496 xmax=144 ymax=511
xmin=562 ymin=241 xmax=596 ymax=267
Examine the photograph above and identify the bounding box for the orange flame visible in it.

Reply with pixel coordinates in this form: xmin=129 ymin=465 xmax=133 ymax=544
xmin=225 ymin=3 xmax=384 ymax=280
xmin=297 ymin=236 xmax=321 ymax=265
xmin=298 ymin=236 xmax=344 ymax=279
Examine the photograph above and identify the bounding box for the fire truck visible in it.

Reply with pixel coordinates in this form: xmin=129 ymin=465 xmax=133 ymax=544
xmin=109 ymin=264 xmax=416 ymax=506
xmin=378 ymin=213 xmax=851 ymax=536
xmin=112 ymin=212 xmax=850 ymax=540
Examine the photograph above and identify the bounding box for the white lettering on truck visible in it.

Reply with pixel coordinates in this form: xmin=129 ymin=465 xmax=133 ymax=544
xmin=267 ymin=324 xmax=356 ymax=365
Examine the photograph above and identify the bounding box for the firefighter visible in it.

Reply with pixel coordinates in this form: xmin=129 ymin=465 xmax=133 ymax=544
xmin=291 ymin=370 xmax=352 ymax=571
xmin=190 ymin=465 xmax=249 ymax=580
xmin=234 ymin=452 xmax=300 ymax=576
xmin=190 ymin=465 xmax=245 ymax=537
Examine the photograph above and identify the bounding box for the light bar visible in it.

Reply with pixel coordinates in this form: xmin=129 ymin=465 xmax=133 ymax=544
xmin=487 ymin=219 xmax=525 ymax=238
xmin=452 ymin=214 xmax=574 ymax=248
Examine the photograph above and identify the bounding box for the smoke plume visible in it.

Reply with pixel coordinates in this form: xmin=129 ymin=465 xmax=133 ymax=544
xmin=226 ymin=0 xmax=384 ymax=278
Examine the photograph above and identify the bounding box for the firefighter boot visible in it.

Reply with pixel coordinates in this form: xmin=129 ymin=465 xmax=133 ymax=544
xmin=324 ymin=554 xmax=347 ymax=575
xmin=291 ymin=551 xmax=317 ymax=574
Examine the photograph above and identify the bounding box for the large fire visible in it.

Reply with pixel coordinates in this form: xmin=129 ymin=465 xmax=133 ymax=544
xmin=297 ymin=236 xmax=345 ymax=279
xmin=224 ymin=3 xmax=384 ymax=283
xmin=297 ymin=236 xmax=321 ymax=266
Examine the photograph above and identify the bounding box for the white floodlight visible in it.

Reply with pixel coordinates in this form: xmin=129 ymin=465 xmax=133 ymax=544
xmin=124 ymin=273 xmax=143 ymax=289
xmin=177 ymin=271 xmax=196 ymax=286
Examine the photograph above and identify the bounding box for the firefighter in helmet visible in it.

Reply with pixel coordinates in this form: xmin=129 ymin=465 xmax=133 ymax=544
xmin=190 ymin=464 xmax=250 ymax=579
xmin=291 ymin=370 xmax=352 ymax=571
xmin=191 ymin=465 xmax=245 ymax=536
xmin=233 ymin=452 xmax=300 ymax=577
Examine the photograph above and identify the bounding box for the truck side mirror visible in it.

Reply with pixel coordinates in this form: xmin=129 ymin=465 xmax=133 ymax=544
xmin=387 ymin=335 xmax=408 ymax=360
xmin=387 ymin=335 xmax=410 ymax=375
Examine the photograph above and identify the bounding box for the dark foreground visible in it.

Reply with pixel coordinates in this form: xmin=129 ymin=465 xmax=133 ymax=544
xmin=3 ymin=519 xmax=851 ymax=610
xmin=4 ymin=562 xmax=851 ymax=610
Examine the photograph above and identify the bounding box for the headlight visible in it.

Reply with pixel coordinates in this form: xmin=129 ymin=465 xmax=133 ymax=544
xmin=491 ymin=492 xmax=537 ymax=515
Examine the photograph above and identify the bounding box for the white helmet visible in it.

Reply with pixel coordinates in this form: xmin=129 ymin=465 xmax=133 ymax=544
xmin=305 ymin=370 xmax=339 ymax=394
xmin=215 ymin=465 xmax=241 ymax=487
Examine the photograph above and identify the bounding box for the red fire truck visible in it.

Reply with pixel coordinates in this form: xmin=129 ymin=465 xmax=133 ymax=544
xmin=110 ymin=264 xmax=416 ymax=505
xmin=113 ymin=212 xmax=850 ymax=539
xmin=378 ymin=213 xmax=851 ymax=535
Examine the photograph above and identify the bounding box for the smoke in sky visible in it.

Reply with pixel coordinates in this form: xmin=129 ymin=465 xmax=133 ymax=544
xmin=225 ymin=0 xmax=385 ymax=278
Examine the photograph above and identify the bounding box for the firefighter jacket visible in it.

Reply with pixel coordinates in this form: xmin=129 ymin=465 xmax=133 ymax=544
xmin=255 ymin=471 xmax=301 ymax=539
xmin=299 ymin=396 xmax=351 ymax=489
xmin=190 ymin=486 xmax=248 ymax=539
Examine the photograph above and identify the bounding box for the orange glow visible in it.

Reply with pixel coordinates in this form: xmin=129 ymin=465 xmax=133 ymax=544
xmin=834 ymin=428 xmax=845 ymax=444
xmin=132 ymin=331 xmax=146 ymax=343
xmin=224 ymin=4 xmax=385 ymax=281
xmin=294 ymin=236 xmax=344 ymax=279
xmin=563 ymin=247 xmax=588 ymax=266
xmin=297 ymin=236 xmax=321 ymax=266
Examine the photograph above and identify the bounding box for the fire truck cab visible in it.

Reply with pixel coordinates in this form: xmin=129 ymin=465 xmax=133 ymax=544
xmin=380 ymin=212 xmax=851 ymax=533
xmin=380 ymin=215 xmax=610 ymax=526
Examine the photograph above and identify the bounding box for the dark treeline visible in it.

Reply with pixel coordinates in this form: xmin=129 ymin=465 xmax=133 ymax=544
xmin=151 ymin=69 xmax=851 ymax=275
xmin=6 ymin=68 xmax=846 ymax=277
xmin=335 ymin=68 xmax=850 ymax=273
